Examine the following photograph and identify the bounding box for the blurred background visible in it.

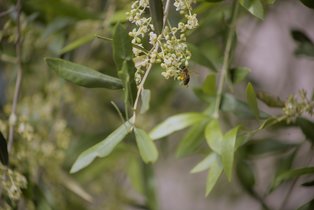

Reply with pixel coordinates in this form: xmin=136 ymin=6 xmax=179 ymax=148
xmin=0 ymin=0 xmax=313 ymax=209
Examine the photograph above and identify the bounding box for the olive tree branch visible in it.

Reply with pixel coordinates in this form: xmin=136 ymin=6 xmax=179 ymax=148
xmin=8 ymin=0 xmax=23 ymax=152
xmin=213 ymin=0 xmax=239 ymax=118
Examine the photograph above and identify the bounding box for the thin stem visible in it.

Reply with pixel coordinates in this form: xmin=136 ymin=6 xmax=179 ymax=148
xmin=8 ymin=0 xmax=23 ymax=152
xmin=279 ymin=146 xmax=314 ymax=210
xmin=213 ymin=1 xmax=239 ymax=118
xmin=0 ymin=7 xmax=15 ymax=18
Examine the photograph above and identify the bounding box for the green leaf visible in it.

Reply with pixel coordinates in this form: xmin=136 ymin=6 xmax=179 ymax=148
xmin=291 ymin=30 xmax=314 ymax=57
xmin=59 ymin=34 xmax=95 ymax=54
xmin=236 ymin=160 xmax=256 ymax=194
xmin=296 ymin=118 xmax=314 ymax=144
xmin=26 ymin=0 xmax=97 ymax=21
xmin=270 ymin=150 xmax=297 ymax=192
xmin=246 ymin=83 xmax=260 ymax=119
xmin=240 ymin=0 xmax=264 ymax=19
xmin=291 ymin=30 xmax=313 ymax=44
xmin=302 ymin=179 xmax=314 ymax=187
xmin=296 ymin=199 xmax=314 ymax=210
xmin=202 ymin=74 xmax=216 ymax=96
xmin=134 ymin=128 xmax=158 ymax=163
xmin=149 ymin=0 xmax=164 ymax=35
xmin=256 ymin=91 xmax=285 ymax=108
xmin=191 ymin=153 xmax=216 ymax=173
xmin=149 ymin=113 xmax=208 ymax=140
xmin=273 ymin=167 xmax=314 ymax=189
xmin=70 ymin=119 xmax=133 ymax=173
xmin=221 ymin=126 xmax=239 ymax=181
xmin=176 ymin=121 xmax=207 ymax=157
xmin=127 ymin=157 xmax=144 ymax=194
xmin=229 ymin=67 xmax=250 ymax=84
xmin=242 ymin=139 xmax=297 ymax=156
xmin=112 ymin=23 xmax=133 ymax=69
xmin=140 ymin=89 xmax=151 ymax=114
xmin=203 ymin=0 xmax=225 ymax=2
xmin=299 ymin=0 xmax=314 ymax=9
xmin=206 ymin=157 xmax=223 ymax=196
xmin=45 ymin=57 xmax=123 ymax=89
xmin=205 ymin=119 xmax=223 ymax=154
xmin=188 ymin=44 xmax=217 ymax=71
xmin=0 ymin=132 xmax=9 ymax=166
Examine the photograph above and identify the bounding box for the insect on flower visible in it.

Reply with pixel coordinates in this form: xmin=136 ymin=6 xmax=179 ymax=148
xmin=177 ymin=65 xmax=190 ymax=86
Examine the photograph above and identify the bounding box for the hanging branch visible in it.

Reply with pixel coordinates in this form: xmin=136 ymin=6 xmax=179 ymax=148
xmin=8 ymin=0 xmax=23 ymax=152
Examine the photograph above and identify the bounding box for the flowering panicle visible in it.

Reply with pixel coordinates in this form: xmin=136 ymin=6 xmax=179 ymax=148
xmin=127 ymin=0 xmax=198 ymax=84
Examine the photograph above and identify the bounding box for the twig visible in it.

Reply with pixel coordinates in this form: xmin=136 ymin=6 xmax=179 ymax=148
xmin=0 ymin=7 xmax=15 ymax=18
xmin=279 ymin=145 xmax=314 ymax=210
xmin=213 ymin=0 xmax=239 ymax=118
xmin=8 ymin=0 xmax=23 ymax=152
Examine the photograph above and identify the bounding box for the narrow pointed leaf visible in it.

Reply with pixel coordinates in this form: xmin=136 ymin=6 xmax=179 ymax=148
xmin=140 ymin=89 xmax=151 ymax=114
xmin=236 ymin=160 xmax=256 ymax=194
xmin=205 ymin=119 xmax=223 ymax=154
xmin=273 ymin=167 xmax=314 ymax=189
xmin=112 ymin=23 xmax=133 ymax=69
xmin=206 ymin=158 xmax=223 ymax=196
xmin=296 ymin=118 xmax=314 ymax=144
xmin=59 ymin=34 xmax=95 ymax=54
xmin=134 ymin=128 xmax=158 ymax=163
xmin=150 ymin=113 xmax=208 ymax=140
xmin=70 ymin=119 xmax=133 ymax=173
xmin=189 ymin=44 xmax=217 ymax=71
xmin=149 ymin=0 xmax=164 ymax=35
xmin=202 ymin=74 xmax=216 ymax=96
xmin=45 ymin=57 xmax=123 ymax=89
xmin=0 ymin=132 xmax=9 ymax=166
xmin=240 ymin=0 xmax=264 ymax=19
xmin=221 ymin=126 xmax=239 ymax=181
xmin=191 ymin=153 xmax=216 ymax=173
xmin=229 ymin=67 xmax=250 ymax=84
xmin=256 ymin=91 xmax=285 ymax=108
xmin=176 ymin=121 xmax=207 ymax=157
xmin=246 ymin=83 xmax=260 ymax=119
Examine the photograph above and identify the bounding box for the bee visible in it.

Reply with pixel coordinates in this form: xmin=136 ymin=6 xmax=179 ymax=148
xmin=178 ymin=65 xmax=190 ymax=86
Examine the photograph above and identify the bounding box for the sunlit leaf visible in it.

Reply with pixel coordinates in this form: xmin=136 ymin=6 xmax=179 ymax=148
xmin=150 ymin=113 xmax=208 ymax=140
xmin=59 ymin=34 xmax=95 ymax=54
xmin=45 ymin=57 xmax=123 ymax=89
xmin=0 ymin=132 xmax=9 ymax=166
xmin=221 ymin=126 xmax=239 ymax=181
xmin=149 ymin=0 xmax=164 ymax=35
xmin=246 ymin=83 xmax=260 ymax=119
xmin=205 ymin=119 xmax=223 ymax=154
xmin=134 ymin=128 xmax=159 ymax=163
xmin=206 ymin=157 xmax=223 ymax=196
xmin=240 ymin=0 xmax=264 ymax=19
xmin=70 ymin=119 xmax=133 ymax=173
xmin=140 ymin=89 xmax=151 ymax=114
xmin=191 ymin=153 xmax=216 ymax=173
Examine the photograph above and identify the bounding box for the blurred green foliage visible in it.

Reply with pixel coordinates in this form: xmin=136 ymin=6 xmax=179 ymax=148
xmin=0 ymin=0 xmax=314 ymax=210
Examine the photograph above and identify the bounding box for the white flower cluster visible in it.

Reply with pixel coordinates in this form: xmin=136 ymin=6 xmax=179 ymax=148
xmin=127 ymin=0 xmax=198 ymax=84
